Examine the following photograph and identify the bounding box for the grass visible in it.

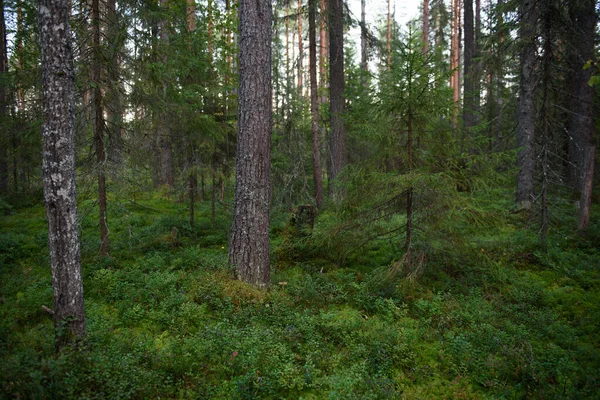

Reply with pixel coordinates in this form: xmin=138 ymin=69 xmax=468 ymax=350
xmin=0 ymin=189 xmax=599 ymax=399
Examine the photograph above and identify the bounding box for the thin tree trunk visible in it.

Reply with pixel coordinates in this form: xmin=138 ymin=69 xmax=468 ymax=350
xmin=188 ymin=0 xmax=196 ymax=228
xmin=360 ymin=0 xmax=368 ymax=84
xmin=0 ymin=0 xmax=8 ymax=193
xmin=405 ymin=109 xmax=414 ymax=258
xmin=309 ymin=0 xmax=324 ymax=208
xmin=515 ymin=0 xmax=537 ymax=209
xmin=463 ymin=0 xmax=475 ymax=131
xmin=298 ymin=0 xmax=303 ymax=96
xmin=158 ymin=0 xmax=173 ymax=187
xmin=319 ymin=0 xmax=328 ymax=105
xmin=450 ymin=0 xmax=460 ymax=127
xmin=229 ymin=0 xmax=272 ymax=288
xmin=578 ymin=145 xmax=595 ymax=234
xmin=422 ymin=0 xmax=429 ymax=54
xmin=568 ymin=0 xmax=596 ymax=192
xmin=106 ymin=0 xmax=122 ymax=168
xmin=328 ymin=0 xmax=346 ymax=197
xmin=92 ymin=0 xmax=109 ymax=256
xmin=387 ymin=0 xmax=391 ymax=69
xmin=38 ymin=0 xmax=86 ymax=349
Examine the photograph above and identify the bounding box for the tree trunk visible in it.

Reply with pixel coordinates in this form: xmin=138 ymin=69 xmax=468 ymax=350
xmin=38 ymin=0 xmax=86 ymax=350
xmin=298 ymin=0 xmax=303 ymax=97
xmin=515 ymin=0 xmax=538 ymax=209
xmin=462 ymin=0 xmax=475 ymax=130
xmin=422 ymin=0 xmax=429 ymax=54
xmin=387 ymin=0 xmax=391 ymax=69
xmin=229 ymin=0 xmax=272 ymax=288
xmin=309 ymin=0 xmax=324 ymax=209
xmin=106 ymin=0 xmax=123 ymax=168
xmin=568 ymin=0 xmax=596 ymax=192
xmin=360 ymin=0 xmax=368 ymax=84
xmin=319 ymin=0 xmax=328 ymax=106
xmin=0 ymin=0 xmax=8 ymax=194
xmin=328 ymin=0 xmax=346 ymax=197
xmin=578 ymin=145 xmax=595 ymax=234
xmin=450 ymin=0 xmax=460 ymax=127
xmin=158 ymin=0 xmax=173 ymax=187
xmin=92 ymin=0 xmax=109 ymax=256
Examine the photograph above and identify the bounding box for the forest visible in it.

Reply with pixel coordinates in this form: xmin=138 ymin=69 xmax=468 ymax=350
xmin=0 ymin=0 xmax=599 ymax=397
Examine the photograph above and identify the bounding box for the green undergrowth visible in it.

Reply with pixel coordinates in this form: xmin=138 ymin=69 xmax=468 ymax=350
xmin=0 ymin=191 xmax=599 ymax=399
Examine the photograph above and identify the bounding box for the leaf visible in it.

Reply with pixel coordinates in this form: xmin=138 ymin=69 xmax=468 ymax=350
xmin=588 ymin=75 xmax=600 ymax=87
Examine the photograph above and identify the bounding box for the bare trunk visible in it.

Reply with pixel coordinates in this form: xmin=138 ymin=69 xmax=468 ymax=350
xmin=0 ymin=0 xmax=8 ymax=193
xmin=360 ymin=0 xmax=368 ymax=83
xmin=319 ymin=0 xmax=328 ymax=106
xmin=387 ymin=0 xmax=391 ymax=69
xmin=422 ymin=0 xmax=429 ymax=54
xmin=578 ymin=146 xmax=595 ymax=234
xmin=229 ymin=0 xmax=272 ymax=288
xmin=462 ymin=0 xmax=475 ymax=130
xmin=329 ymin=0 xmax=346 ymax=197
xmin=515 ymin=0 xmax=537 ymax=208
xmin=106 ymin=0 xmax=122 ymax=167
xmin=92 ymin=0 xmax=109 ymax=255
xmin=298 ymin=0 xmax=303 ymax=96
xmin=568 ymin=0 xmax=596 ymax=192
xmin=39 ymin=0 xmax=86 ymax=349
xmin=309 ymin=0 xmax=324 ymax=208
xmin=450 ymin=0 xmax=460 ymax=127
xmin=158 ymin=0 xmax=173 ymax=187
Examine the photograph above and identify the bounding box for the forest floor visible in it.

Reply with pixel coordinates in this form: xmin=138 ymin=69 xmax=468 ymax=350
xmin=1 ymin=189 xmax=599 ymax=399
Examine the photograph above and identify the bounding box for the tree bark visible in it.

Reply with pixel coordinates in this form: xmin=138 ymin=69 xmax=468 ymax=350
xmin=328 ymin=0 xmax=346 ymax=197
xmin=568 ymin=0 xmax=596 ymax=192
xmin=515 ymin=0 xmax=538 ymax=209
xmin=0 ymin=0 xmax=8 ymax=194
xmin=387 ymin=0 xmax=391 ymax=69
xmin=578 ymin=145 xmax=595 ymax=234
xmin=106 ymin=0 xmax=123 ymax=168
xmin=92 ymin=0 xmax=109 ymax=256
xmin=158 ymin=0 xmax=174 ymax=187
xmin=422 ymin=0 xmax=429 ymax=54
xmin=229 ymin=0 xmax=272 ymax=288
xmin=462 ymin=0 xmax=475 ymax=130
xmin=319 ymin=0 xmax=328 ymax=106
xmin=309 ymin=0 xmax=324 ymax=208
xmin=298 ymin=0 xmax=303 ymax=97
xmin=360 ymin=0 xmax=368 ymax=84
xmin=38 ymin=0 xmax=86 ymax=350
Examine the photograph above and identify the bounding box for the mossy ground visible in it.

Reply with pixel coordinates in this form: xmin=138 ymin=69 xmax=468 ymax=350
xmin=1 ymin=190 xmax=598 ymax=399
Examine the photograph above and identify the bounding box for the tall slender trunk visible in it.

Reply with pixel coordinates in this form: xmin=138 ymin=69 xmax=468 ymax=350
xmin=578 ymin=145 xmax=595 ymax=233
xmin=0 ymin=0 xmax=8 ymax=193
xmin=568 ymin=0 xmax=596 ymax=192
xmin=309 ymin=0 xmax=324 ymax=208
xmin=328 ymin=0 xmax=346 ymax=197
xmin=158 ymin=0 xmax=173 ymax=187
xmin=387 ymin=0 xmax=391 ymax=69
xmin=39 ymin=0 xmax=86 ymax=350
xmin=187 ymin=0 xmax=196 ymax=227
xmin=540 ymin=5 xmax=551 ymax=247
xmin=229 ymin=0 xmax=272 ymax=288
xmin=360 ymin=0 xmax=368 ymax=85
xmin=298 ymin=0 xmax=303 ymax=96
xmin=462 ymin=0 xmax=475 ymax=130
xmin=92 ymin=0 xmax=109 ymax=255
xmin=319 ymin=0 xmax=328 ymax=106
xmin=405 ymin=109 xmax=413 ymax=258
xmin=451 ymin=0 xmax=460 ymax=127
xmin=515 ymin=0 xmax=538 ymax=209
xmin=106 ymin=0 xmax=123 ymax=167
xmin=422 ymin=0 xmax=429 ymax=53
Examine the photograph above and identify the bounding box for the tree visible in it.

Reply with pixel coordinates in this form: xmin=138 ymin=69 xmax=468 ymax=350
xmin=328 ymin=0 xmax=347 ymax=197
xmin=309 ymin=0 xmax=324 ymax=208
xmin=92 ymin=0 xmax=109 ymax=256
xmin=515 ymin=0 xmax=538 ymax=209
xmin=229 ymin=0 xmax=272 ymax=288
xmin=0 ymin=0 xmax=7 ymax=194
xmin=38 ymin=0 xmax=86 ymax=350
xmin=462 ymin=0 xmax=476 ymax=130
